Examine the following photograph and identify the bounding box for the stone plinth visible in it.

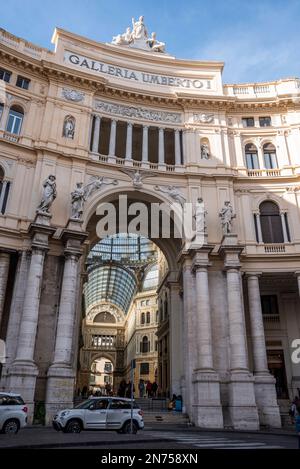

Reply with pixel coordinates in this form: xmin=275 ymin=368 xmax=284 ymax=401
xmin=192 ymin=370 xmax=224 ymax=428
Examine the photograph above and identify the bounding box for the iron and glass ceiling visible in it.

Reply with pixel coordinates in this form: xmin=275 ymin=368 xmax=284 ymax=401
xmin=84 ymin=234 xmax=158 ymax=314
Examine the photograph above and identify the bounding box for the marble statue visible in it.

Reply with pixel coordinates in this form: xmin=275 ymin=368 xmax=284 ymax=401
xmin=155 ymin=185 xmax=186 ymax=207
xmin=112 ymin=27 xmax=132 ymax=46
xmin=219 ymin=200 xmax=236 ymax=235
xmin=70 ymin=177 xmax=118 ymax=219
xmin=201 ymin=143 xmax=210 ymax=159
xmin=63 ymin=116 xmax=75 ymax=139
xmin=36 ymin=175 xmax=57 ymax=213
xmin=71 ymin=182 xmax=85 ymax=219
xmin=147 ymin=32 xmax=165 ymax=53
xmin=120 ymin=168 xmax=155 ymax=189
xmin=131 ymin=16 xmax=148 ymax=40
xmin=194 ymin=197 xmax=207 ymax=234
xmin=111 ymin=16 xmax=166 ymax=53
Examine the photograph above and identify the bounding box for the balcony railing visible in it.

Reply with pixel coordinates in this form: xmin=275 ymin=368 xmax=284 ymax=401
xmin=0 ymin=130 xmax=20 ymax=143
xmin=264 ymin=244 xmax=286 ymax=253
xmin=247 ymin=169 xmax=281 ymax=177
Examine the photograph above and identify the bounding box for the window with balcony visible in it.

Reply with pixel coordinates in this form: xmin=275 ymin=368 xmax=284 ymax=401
xmin=242 ymin=117 xmax=255 ymax=127
xmin=16 ymin=76 xmax=30 ymax=90
xmin=259 ymin=116 xmax=271 ymax=127
xmin=245 ymin=143 xmax=259 ymax=169
xmin=263 ymin=143 xmax=278 ymax=169
xmin=0 ymin=68 xmax=12 ymax=83
xmin=140 ymin=336 xmax=150 ymax=353
xmin=6 ymin=105 xmax=24 ymax=134
xmin=259 ymin=201 xmax=284 ymax=243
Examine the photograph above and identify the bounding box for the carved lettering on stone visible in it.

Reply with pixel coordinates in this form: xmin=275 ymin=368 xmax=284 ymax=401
xmin=95 ymin=100 xmax=182 ymax=124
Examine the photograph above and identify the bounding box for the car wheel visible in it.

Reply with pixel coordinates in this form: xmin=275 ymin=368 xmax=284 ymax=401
xmin=3 ymin=419 xmax=19 ymax=435
xmin=122 ymin=421 xmax=138 ymax=434
xmin=65 ymin=419 xmax=82 ymax=433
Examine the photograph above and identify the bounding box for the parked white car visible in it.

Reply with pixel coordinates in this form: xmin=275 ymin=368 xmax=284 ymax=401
xmin=0 ymin=392 xmax=28 ymax=434
xmin=53 ymin=397 xmax=144 ymax=434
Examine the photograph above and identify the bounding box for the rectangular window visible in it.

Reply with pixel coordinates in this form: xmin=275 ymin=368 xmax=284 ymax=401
xmin=261 ymin=295 xmax=279 ymax=315
xmin=242 ymin=117 xmax=255 ymax=127
xmin=0 ymin=68 xmax=12 ymax=83
xmin=264 ymin=153 xmax=278 ymax=169
xmin=259 ymin=116 xmax=271 ymax=127
xmin=246 ymin=153 xmax=259 ymax=169
xmin=6 ymin=111 xmax=23 ymax=134
xmin=16 ymin=76 xmax=30 ymax=90
xmin=140 ymin=363 xmax=149 ymax=375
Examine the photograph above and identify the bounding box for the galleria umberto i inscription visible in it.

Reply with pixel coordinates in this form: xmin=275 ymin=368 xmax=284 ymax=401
xmin=64 ymin=51 xmax=213 ymax=91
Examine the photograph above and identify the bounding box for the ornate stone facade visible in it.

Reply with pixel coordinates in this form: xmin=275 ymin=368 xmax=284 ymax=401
xmin=0 ymin=23 xmax=300 ymax=431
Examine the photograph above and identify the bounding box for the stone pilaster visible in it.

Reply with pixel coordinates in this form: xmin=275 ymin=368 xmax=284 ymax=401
xmin=142 ymin=125 xmax=149 ymax=162
xmin=92 ymin=115 xmax=101 ymax=153
xmin=191 ymin=247 xmax=223 ymax=428
xmin=167 ymin=275 xmax=182 ymax=397
xmin=8 ymin=212 xmax=55 ymax=421
xmin=175 ymin=129 xmax=181 ymax=166
xmin=246 ymin=273 xmax=281 ymax=427
xmin=125 ymin=122 xmax=133 ymax=159
xmin=219 ymin=234 xmax=259 ymax=430
xmin=45 ymin=218 xmax=87 ymax=424
xmin=0 ymin=252 xmax=10 ymax=329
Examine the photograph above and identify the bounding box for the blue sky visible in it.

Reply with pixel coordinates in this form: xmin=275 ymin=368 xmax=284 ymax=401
xmin=1 ymin=0 xmax=299 ymax=83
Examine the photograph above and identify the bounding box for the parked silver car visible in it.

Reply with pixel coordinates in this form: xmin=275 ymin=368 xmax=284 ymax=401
xmin=52 ymin=397 xmax=144 ymax=434
xmin=0 ymin=392 xmax=28 ymax=434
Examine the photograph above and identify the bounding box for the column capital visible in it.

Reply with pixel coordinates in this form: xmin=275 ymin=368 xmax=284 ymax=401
xmin=127 ymin=122 xmax=133 ymax=128
xmin=244 ymin=272 xmax=263 ymax=279
xmin=143 ymin=124 xmax=149 ymax=130
xmin=191 ymin=246 xmax=214 ymax=272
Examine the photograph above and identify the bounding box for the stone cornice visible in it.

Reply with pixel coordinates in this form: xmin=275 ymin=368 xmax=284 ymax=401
xmin=0 ymin=42 xmax=298 ymax=110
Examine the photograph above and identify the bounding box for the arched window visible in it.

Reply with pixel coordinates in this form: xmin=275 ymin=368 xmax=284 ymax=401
xmin=141 ymin=312 xmax=145 ymax=325
xmin=263 ymin=143 xmax=278 ymax=169
xmin=6 ymin=105 xmax=24 ymax=135
xmin=259 ymin=201 xmax=284 ymax=243
xmin=146 ymin=311 xmax=150 ymax=324
xmin=245 ymin=143 xmax=259 ymax=169
xmin=0 ymin=166 xmax=10 ymax=215
xmin=140 ymin=336 xmax=149 ymax=353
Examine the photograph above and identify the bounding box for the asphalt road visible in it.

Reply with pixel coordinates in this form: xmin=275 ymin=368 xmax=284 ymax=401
xmin=0 ymin=425 xmax=298 ymax=449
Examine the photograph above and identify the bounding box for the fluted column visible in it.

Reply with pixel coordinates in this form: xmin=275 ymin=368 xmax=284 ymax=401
xmin=175 ymin=129 xmax=181 ymax=165
xmin=280 ymin=212 xmax=289 ymax=243
xmin=194 ymin=266 xmax=214 ymax=370
xmin=0 ymin=252 xmax=10 ymax=329
xmin=191 ymin=249 xmax=223 ymax=428
xmin=92 ymin=115 xmax=101 ymax=153
xmin=52 ymin=253 xmax=80 ymax=365
xmin=219 ymin=239 xmax=259 ymax=430
xmin=45 ymin=222 xmax=87 ymax=424
xmin=255 ymin=213 xmax=263 ymax=243
xmin=109 ymin=119 xmax=117 ymax=156
xmin=126 ymin=122 xmax=133 ymax=159
xmin=226 ymin=268 xmax=249 ymax=371
xmin=246 ymin=273 xmax=281 ymax=427
xmin=142 ymin=125 xmax=149 ymax=162
xmin=158 ymin=127 xmax=165 ymax=164
xmin=247 ymin=274 xmax=268 ymax=373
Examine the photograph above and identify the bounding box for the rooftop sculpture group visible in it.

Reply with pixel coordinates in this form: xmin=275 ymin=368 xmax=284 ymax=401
xmin=112 ymin=16 xmax=166 ymax=53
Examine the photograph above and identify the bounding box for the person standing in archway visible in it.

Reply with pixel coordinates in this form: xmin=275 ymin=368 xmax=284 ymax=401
xmin=146 ymin=380 xmax=152 ymax=398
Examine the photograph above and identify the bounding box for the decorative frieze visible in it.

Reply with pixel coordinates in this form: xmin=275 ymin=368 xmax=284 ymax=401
xmin=95 ymin=99 xmax=182 ymax=124
xmin=62 ymin=88 xmax=85 ymax=102
xmin=193 ymin=113 xmax=214 ymax=124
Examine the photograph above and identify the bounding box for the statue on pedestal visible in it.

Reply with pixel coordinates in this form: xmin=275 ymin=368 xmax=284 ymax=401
xmin=36 ymin=175 xmax=57 ymax=214
xmin=71 ymin=182 xmax=85 ymax=219
xmin=201 ymin=143 xmax=210 ymax=159
xmin=219 ymin=201 xmax=236 ymax=235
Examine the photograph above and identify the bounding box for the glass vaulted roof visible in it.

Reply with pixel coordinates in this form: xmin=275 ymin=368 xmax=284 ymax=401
xmin=84 ymin=234 xmax=159 ymax=314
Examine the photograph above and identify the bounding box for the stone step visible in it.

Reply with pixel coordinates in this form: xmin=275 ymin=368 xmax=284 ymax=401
xmin=142 ymin=411 xmax=190 ymax=424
